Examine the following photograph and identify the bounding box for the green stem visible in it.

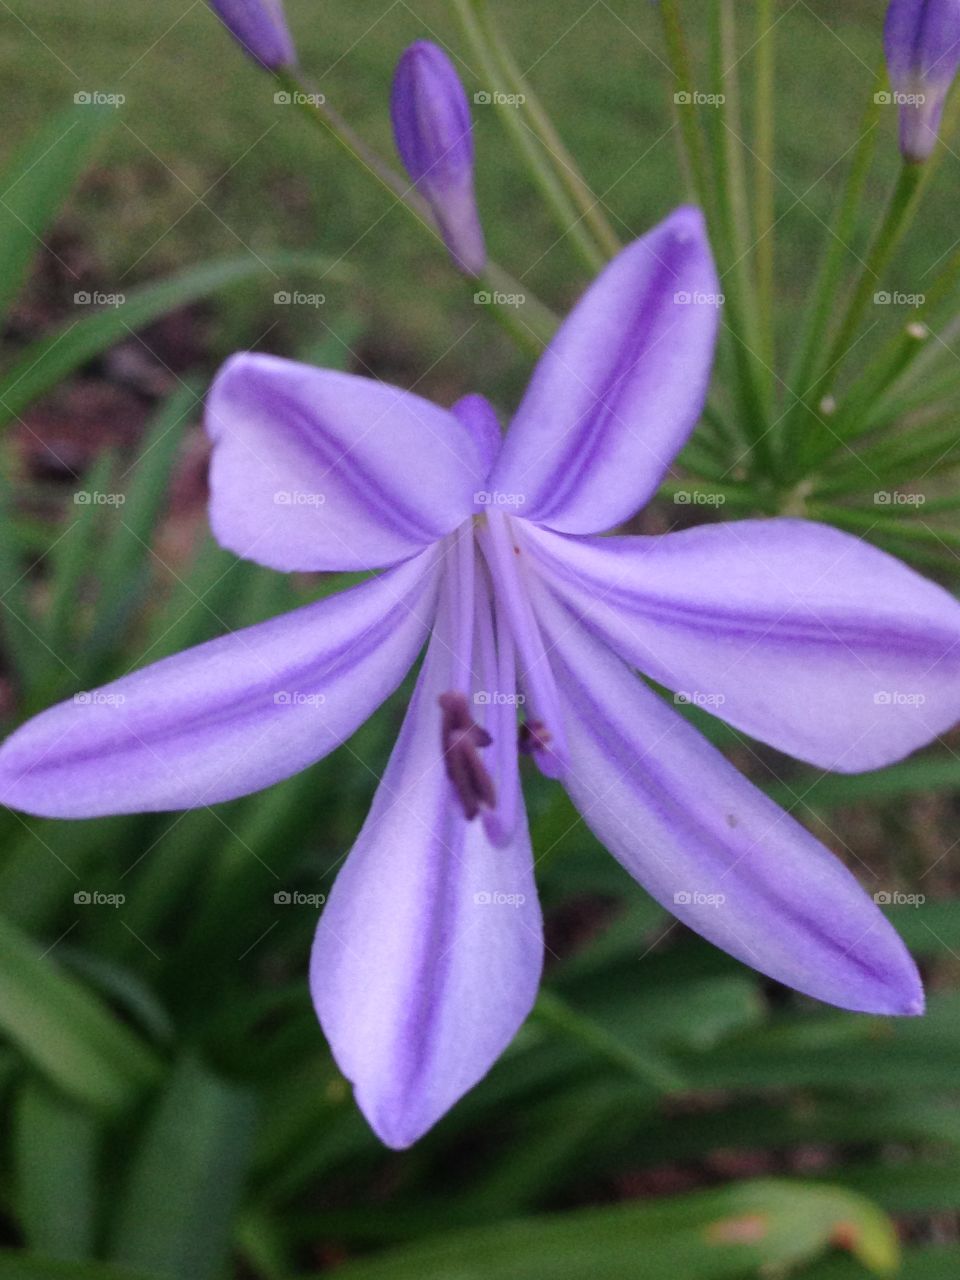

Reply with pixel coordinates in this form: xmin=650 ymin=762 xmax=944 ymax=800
xmin=659 ymin=0 xmax=773 ymax=474
xmin=277 ymin=70 xmax=558 ymax=353
xmin=713 ymin=0 xmax=772 ymax=421
xmin=819 ymin=164 xmax=926 ymax=387
xmin=452 ymin=0 xmax=606 ymax=273
xmin=779 ymin=75 xmax=884 ymax=470
xmin=811 ymin=238 xmax=960 ymax=452
xmin=533 ymin=990 xmax=684 ymax=1093
xmin=755 ymin=0 xmax=776 ymax=375
xmin=659 ymin=0 xmax=714 ymax=213
xmin=473 ymin=0 xmax=621 ymax=258
xmin=810 ymin=504 xmax=960 ymax=550
xmin=784 ymin=163 xmax=926 ymax=479
xmin=657 ymin=476 xmax=770 ymax=513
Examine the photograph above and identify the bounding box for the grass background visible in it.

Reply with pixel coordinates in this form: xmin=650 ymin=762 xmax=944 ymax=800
xmin=7 ymin=0 xmax=960 ymax=400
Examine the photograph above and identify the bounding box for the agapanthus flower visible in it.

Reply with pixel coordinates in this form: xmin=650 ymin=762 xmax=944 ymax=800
xmin=208 ymin=0 xmax=296 ymax=71
xmin=391 ymin=41 xmax=486 ymax=276
xmin=3 ymin=207 xmax=960 ymax=1148
xmin=884 ymin=0 xmax=960 ymax=161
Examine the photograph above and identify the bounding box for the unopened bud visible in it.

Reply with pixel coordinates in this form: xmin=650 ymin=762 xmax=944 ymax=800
xmin=208 ymin=0 xmax=296 ymax=71
xmin=884 ymin=0 xmax=960 ymax=162
xmin=391 ymin=41 xmax=487 ymax=277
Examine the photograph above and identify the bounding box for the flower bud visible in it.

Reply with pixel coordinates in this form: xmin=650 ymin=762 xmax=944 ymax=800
xmin=391 ymin=41 xmax=487 ymax=277
xmin=208 ymin=0 xmax=296 ymax=71
xmin=884 ymin=0 xmax=960 ymax=162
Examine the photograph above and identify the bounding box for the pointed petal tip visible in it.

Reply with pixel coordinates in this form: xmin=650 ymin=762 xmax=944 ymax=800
xmin=665 ymin=203 xmax=708 ymax=241
xmin=842 ymin=976 xmax=925 ymax=1019
xmin=360 ymin=1096 xmax=433 ymax=1151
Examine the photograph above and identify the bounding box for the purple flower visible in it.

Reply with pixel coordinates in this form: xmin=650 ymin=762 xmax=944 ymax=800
xmin=884 ymin=0 xmax=960 ymax=161
xmin=391 ymin=41 xmax=486 ymax=276
xmin=208 ymin=0 xmax=296 ymax=71
xmin=3 ymin=206 xmax=958 ymax=1148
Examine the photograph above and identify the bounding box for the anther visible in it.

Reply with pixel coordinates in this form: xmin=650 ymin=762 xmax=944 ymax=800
xmin=519 ymin=718 xmax=552 ymax=756
xmin=439 ymin=692 xmax=496 ymax=820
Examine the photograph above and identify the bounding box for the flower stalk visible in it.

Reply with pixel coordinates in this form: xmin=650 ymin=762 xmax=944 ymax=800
xmin=451 ymin=0 xmax=608 ymax=273
xmin=468 ymin=0 xmax=622 ymax=259
xmin=274 ymin=69 xmax=558 ymax=353
xmin=659 ymin=0 xmax=774 ymax=473
xmin=754 ymin=0 xmax=777 ymax=371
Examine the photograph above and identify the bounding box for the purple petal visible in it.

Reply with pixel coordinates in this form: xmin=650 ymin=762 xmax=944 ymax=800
xmin=885 ymin=0 xmax=960 ymax=160
xmin=206 ymin=354 xmax=486 ymax=573
xmin=311 ymin=573 xmax=541 ymax=1148
xmin=534 ymin=586 xmax=924 ymax=1017
xmin=0 ymin=550 xmax=440 ymax=818
xmin=524 ymin=518 xmax=960 ymax=773
xmin=452 ymin=393 xmax=501 ymax=482
xmin=208 ymin=0 xmax=296 ymax=70
xmin=490 ymin=207 xmax=719 ymax=534
xmin=391 ymin=41 xmax=486 ymax=276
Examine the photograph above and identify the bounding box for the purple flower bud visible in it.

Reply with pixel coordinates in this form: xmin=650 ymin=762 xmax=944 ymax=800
xmin=884 ymin=0 xmax=960 ymax=161
xmin=391 ymin=41 xmax=487 ymax=277
xmin=208 ymin=0 xmax=296 ymax=71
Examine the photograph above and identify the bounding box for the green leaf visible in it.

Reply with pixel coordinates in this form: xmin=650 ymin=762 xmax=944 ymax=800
xmin=109 ymin=1056 xmax=256 ymax=1280
xmin=0 ymin=251 xmax=344 ymax=432
xmin=803 ymin=1246 xmax=960 ymax=1279
xmin=41 ymin=453 xmax=116 ymax=696
xmin=0 ymin=477 xmax=47 ymax=691
xmin=0 ymin=912 xmax=160 ymax=1111
xmin=770 ymin=753 xmax=960 ymax=811
xmin=81 ymin=385 xmax=199 ymax=682
xmin=299 ymin=1180 xmax=898 ymax=1279
xmin=14 ymin=1080 xmax=100 ymax=1260
xmin=0 ymin=106 xmax=112 ymax=320
xmin=0 ymin=1256 xmax=153 ymax=1280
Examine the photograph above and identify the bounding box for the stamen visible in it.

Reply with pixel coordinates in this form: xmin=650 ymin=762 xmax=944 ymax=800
xmin=439 ymin=692 xmax=496 ymax=820
xmin=519 ymin=719 xmax=552 ymax=757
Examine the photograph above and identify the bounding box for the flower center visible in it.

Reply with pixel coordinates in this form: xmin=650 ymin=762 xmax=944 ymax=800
xmin=436 ymin=512 xmax=568 ymax=824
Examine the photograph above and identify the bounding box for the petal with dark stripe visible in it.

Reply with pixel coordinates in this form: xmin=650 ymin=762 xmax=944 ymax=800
xmin=534 ymin=586 xmax=924 ymax=1017
xmin=0 ymin=549 xmax=440 ymax=817
xmin=490 ymin=206 xmax=719 ymax=534
xmin=206 ymin=353 xmax=486 ymax=572
xmin=311 ymin=578 xmax=541 ymax=1148
xmin=522 ymin=518 xmax=960 ymax=773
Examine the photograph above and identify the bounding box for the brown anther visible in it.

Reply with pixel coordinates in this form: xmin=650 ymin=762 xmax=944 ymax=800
xmin=519 ymin=718 xmax=552 ymax=756
xmin=439 ymin=692 xmax=496 ymax=820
